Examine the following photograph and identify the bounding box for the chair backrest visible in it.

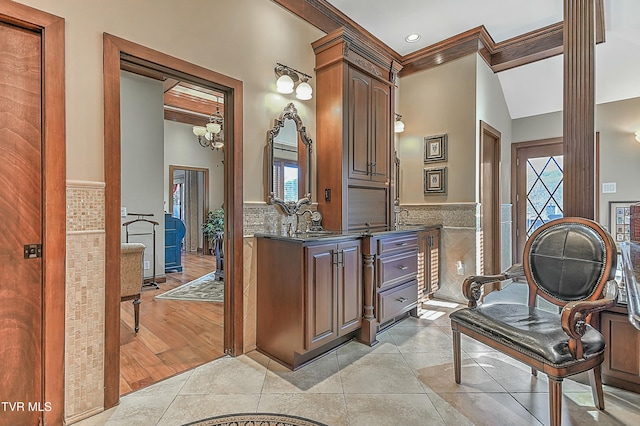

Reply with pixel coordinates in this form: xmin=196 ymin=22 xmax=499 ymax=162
xmin=121 ymin=242 xmax=146 ymax=298
xmin=523 ymin=217 xmax=617 ymax=307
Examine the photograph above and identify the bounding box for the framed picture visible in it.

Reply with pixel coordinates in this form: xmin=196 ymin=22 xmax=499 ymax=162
xmin=424 ymin=167 xmax=446 ymax=194
xmin=424 ymin=134 xmax=447 ymax=163
xmin=608 ymin=201 xmax=637 ymax=244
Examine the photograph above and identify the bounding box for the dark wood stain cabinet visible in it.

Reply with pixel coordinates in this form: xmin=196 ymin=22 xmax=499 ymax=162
xmin=313 ymin=28 xmax=402 ymax=231
xmin=598 ymin=306 xmax=640 ymax=393
xmin=257 ymin=237 xmax=362 ymax=369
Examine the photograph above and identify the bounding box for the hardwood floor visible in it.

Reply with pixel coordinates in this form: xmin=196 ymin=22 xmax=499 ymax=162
xmin=119 ymin=252 xmax=225 ymax=395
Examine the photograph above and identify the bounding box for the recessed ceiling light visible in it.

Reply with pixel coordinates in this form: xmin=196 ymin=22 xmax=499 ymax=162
xmin=405 ymin=33 xmax=421 ymax=43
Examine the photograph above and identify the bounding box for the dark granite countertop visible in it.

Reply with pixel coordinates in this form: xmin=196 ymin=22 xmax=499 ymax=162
xmin=254 ymin=224 xmax=440 ymax=242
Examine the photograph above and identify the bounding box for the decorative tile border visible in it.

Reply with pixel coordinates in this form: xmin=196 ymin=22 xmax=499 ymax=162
xmin=66 ymin=180 xmax=106 ymax=233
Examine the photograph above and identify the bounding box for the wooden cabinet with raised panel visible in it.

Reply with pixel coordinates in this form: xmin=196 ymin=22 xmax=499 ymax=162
xmin=598 ymin=307 xmax=640 ymax=393
xmin=313 ymin=28 xmax=401 ymax=231
xmin=257 ymin=236 xmax=362 ymax=370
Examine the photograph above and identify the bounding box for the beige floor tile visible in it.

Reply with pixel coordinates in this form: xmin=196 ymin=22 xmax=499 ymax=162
xmin=125 ymin=369 xmax=192 ymax=398
xmin=344 ymin=393 xmax=445 ymax=426
xmin=387 ymin=325 xmax=453 ymax=354
xmin=156 ymin=394 xmax=260 ymax=426
xmin=429 ymin=392 xmax=543 ymax=426
xmin=337 ymin=353 xmax=424 ymax=394
xmin=510 ymin=390 xmax=640 ymax=425
xmin=415 ymin=357 xmax=506 ymax=394
xmin=76 ymin=394 xmax=175 ymax=426
xmin=262 ymin=352 xmax=343 ymax=394
xmin=335 ymin=330 xmax=400 ymax=355
xmin=257 ymin=393 xmax=349 ymax=426
xmin=179 ymin=354 xmax=267 ymax=395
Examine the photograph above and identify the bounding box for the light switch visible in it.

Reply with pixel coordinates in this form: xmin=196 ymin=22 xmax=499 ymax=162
xmin=602 ymin=182 xmax=616 ymax=194
xmin=121 ymin=207 xmax=127 ymax=217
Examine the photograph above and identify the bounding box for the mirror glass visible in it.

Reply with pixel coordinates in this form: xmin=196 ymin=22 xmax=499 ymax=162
xmin=267 ymin=103 xmax=312 ymax=215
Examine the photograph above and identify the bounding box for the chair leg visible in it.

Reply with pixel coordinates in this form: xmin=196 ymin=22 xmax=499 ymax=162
xmin=588 ymin=365 xmax=605 ymax=410
xmin=453 ymin=330 xmax=461 ymax=384
xmin=133 ymin=297 xmax=141 ymax=334
xmin=548 ymin=376 xmax=563 ymax=426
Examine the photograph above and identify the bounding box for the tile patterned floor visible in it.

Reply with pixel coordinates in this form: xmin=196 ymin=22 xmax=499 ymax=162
xmin=77 ymin=297 xmax=640 ymax=426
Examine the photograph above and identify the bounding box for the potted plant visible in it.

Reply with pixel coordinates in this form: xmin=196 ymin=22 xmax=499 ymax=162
xmin=202 ymin=207 xmax=224 ymax=280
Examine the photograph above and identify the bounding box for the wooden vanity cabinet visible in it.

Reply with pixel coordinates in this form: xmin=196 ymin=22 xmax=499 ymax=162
xmin=257 ymin=236 xmax=362 ymax=369
xmin=313 ymin=28 xmax=402 ymax=231
xmin=597 ymin=306 xmax=640 ymax=393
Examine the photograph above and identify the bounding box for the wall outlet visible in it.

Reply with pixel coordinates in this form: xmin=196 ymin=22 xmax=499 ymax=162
xmin=143 ymin=261 xmax=150 ymax=270
xmin=121 ymin=207 xmax=127 ymax=217
xmin=456 ymin=261 xmax=465 ymax=276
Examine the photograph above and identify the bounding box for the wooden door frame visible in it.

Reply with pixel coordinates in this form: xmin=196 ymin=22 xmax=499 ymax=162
xmin=0 ymin=3 xmax=66 ymax=425
xmin=479 ymin=121 xmax=501 ymax=276
xmin=510 ymin=137 xmax=563 ymax=262
xmin=103 ymin=34 xmax=244 ymax=408
xmin=168 ymin=165 xmax=210 ymax=253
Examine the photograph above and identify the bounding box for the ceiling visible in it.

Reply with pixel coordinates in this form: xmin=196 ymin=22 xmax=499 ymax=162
xmin=326 ymin=0 xmax=640 ymax=119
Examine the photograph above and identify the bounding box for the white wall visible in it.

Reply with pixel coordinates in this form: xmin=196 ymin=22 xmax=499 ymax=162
xmin=121 ymin=71 xmax=166 ymax=277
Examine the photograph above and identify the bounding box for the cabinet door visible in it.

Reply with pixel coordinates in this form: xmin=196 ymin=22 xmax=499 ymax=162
xmin=348 ymin=67 xmax=371 ymax=180
xmin=601 ymin=312 xmax=640 ymax=390
xmin=370 ymin=79 xmax=390 ymax=182
xmin=337 ymin=240 xmax=363 ymax=335
xmin=305 ymin=243 xmax=338 ymax=350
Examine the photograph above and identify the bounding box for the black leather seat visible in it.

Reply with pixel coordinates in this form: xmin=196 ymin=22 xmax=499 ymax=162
xmin=450 ymin=217 xmax=617 ymax=426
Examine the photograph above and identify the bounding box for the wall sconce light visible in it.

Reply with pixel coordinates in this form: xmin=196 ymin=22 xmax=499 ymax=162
xmin=275 ymin=63 xmax=313 ymax=100
xmin=192 ymin=96 xmax=224 ymax=150
xmin=394 ymin=113 xmax=405 ymax=133
xmin=635 ymin=131 xmax=640 ymax=143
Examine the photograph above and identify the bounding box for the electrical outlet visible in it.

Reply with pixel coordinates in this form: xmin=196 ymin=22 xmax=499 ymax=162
xmin=143 ymin=261 xmax=150 ymax=270
xmin=121 ymin=207 xmax=127 ymax=217
xmin=456 ymin=261 xmax=465 ymax=276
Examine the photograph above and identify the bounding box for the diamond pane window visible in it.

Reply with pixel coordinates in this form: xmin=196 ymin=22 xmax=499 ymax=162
xmin=526 ymin=155 xmax=563 ymax=236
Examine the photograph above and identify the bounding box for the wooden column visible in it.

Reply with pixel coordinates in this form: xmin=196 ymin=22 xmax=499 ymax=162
xmin=563 ymin=0 xmax=596 ymax=218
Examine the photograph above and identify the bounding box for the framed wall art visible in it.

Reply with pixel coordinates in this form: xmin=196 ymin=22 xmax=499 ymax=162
xmin=424 ymin=167 xmax=447 ymax=194
xmin=608 ymin=201 xmax=637 ymax=243
xmin=424 ymin=134 xmax=447 ymax=163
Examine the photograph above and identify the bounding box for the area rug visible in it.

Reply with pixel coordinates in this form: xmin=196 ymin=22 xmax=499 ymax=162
xmin=182 ymin=413 xmax=328 ymax=426
xmin=155 ymin=272 xmax=223 ymax=302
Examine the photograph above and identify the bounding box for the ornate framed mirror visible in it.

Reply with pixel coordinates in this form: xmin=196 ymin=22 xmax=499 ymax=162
xmin=266 ymin=103 xmax=312 ymax=215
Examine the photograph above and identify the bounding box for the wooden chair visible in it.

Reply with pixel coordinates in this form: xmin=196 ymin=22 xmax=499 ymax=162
xmin=450 ymin=217 xmax=618 ymax=426
xmin=121 ymin=243 xmax=146 ymax=334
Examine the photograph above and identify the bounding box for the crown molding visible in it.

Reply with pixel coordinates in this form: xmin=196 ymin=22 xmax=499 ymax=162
xmin=272 ymin=0 xmax=605 ymax=77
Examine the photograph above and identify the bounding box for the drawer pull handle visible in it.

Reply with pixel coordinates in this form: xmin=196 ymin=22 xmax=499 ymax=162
xmin=397 ymin=297 xmax=408 ymax=303
xmin=398 ymin=265 xmax=408 ymax=270
xmin=397 ymin=242 xmax=408 ymax=246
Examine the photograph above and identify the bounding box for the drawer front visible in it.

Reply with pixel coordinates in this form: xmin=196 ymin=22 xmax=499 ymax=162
xmin=377 ymin=234 xmax=418 ymax=255
xmin=377 ymin=249 xmax=418 ymax=290
xmin=377 ymin=280 xmax=418 ymax=324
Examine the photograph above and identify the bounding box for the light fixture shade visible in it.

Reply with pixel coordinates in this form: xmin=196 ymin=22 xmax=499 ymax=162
xmin=636 ymin=131 xmax=640 ymax=143
xmin=295 ymin=81 xmax=313 ymax=100
xmin=276 ymin=74 xmax=294 ymax=94
xmin=394 ymin=119 xmax=405 ymax=133
xmin=192 ymin=126 xmax=206 ymax=137
xmin=213 ymin=140 xmax=224 ymax=149
xmin=206 ymin=122 xmax=222 ymax=134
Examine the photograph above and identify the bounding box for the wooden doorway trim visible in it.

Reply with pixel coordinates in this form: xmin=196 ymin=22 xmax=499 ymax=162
xmin=103 ymin=34 xmax=244 ymax=409
xmin=479 ymin=121 xmax=501 ymax=279
xmin=0 ymin=3 xmax=66 ymax=425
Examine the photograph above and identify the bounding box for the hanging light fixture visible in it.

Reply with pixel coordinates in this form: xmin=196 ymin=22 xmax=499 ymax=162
xmin=394 ymin=113 xmax=405 ymax=133
xmin=275 ymin=63 xmax=313 ymax=100
xmin=193 ymin=96 xmax=224 ymax=150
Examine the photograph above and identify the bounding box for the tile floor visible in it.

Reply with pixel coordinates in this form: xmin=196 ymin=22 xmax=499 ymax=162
xmin=77 ymin=292 xmax=640 ymax=426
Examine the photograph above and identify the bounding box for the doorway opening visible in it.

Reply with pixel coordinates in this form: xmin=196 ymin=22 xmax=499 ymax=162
xmin=104 ymin=34 xmax=244 ymax=408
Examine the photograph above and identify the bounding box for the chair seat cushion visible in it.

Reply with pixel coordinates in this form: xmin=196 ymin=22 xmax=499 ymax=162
xmin=450 ymin=303 xmax=605 ymax=365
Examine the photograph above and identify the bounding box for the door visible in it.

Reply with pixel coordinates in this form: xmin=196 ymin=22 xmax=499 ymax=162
xmin=0 ymin=22 xmax=43 ymax=426
xmin=513 ymin=139 xmax=564 ymax=262
xmin=306 ymin=243 xmax=338 ymax=350
xmin=348 ymin=67 xmax=371 ymax=180
xmin=337 ymin=240 xmax=362 ymax=335
xmin=370 ymin=80 xmax=390 ymax=182
xmin=479 ymin=122 xmax=501 ymax=294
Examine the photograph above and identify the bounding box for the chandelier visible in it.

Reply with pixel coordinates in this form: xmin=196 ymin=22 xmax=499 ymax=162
xmin=192 ymin=96 xmax=224 ymax=150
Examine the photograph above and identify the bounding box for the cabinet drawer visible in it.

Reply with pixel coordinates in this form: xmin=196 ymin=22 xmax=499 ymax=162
xmin=377 ymin=249 xmax=418 ymax=290
xmin=377 ymin=280 xmax=418 ymax=324
xmin=377 ymin=234 xmax=418 ymax=255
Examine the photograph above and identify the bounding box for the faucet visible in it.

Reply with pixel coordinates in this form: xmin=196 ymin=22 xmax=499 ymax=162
xmin=393 ymin=203 xmax=410 ymax=228
xmin=295 ymin=209 xmax=312 ymax=233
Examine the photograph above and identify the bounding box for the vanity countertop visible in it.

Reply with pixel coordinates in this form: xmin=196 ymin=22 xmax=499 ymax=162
xmin=254 ymin=224 xmax=440 ymax=242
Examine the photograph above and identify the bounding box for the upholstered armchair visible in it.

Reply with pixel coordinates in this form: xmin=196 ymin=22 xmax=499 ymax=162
xmin=450 ymin=217 xmax=618 ymax=426
xmin=121 ymin=242 xmax=146 ymax=334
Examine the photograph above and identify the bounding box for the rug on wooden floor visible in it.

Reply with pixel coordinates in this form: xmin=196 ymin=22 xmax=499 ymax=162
xmin=182 ymin=413 xmax=328 ymax=426
xmin=155 ymin=272 xmax=223 ymax=302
